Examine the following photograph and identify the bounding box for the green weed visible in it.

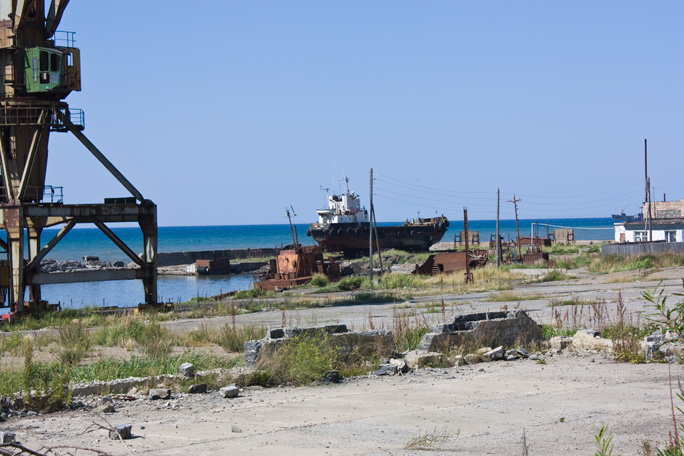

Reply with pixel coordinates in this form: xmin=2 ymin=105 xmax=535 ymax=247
xmin=404 ymin=427 xmax=459 ymax=450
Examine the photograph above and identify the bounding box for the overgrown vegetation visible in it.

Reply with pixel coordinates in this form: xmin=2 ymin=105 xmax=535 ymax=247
xmin=246 ymin=333 xmax=373 ymax=387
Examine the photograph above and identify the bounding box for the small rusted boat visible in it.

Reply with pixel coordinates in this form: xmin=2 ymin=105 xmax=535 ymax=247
xmin=254 ymin=245 xmax=340 ymax=291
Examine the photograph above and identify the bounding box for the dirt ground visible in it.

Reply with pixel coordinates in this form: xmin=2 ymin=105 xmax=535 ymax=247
xmin=5 ymin=353 xmax=678 ymax=455
xmin=3 ymin=266 xmax=684 ymax=455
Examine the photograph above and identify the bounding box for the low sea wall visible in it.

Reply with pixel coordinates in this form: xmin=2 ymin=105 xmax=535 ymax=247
xmin=158 ymin=248 xmax=280 ymax=267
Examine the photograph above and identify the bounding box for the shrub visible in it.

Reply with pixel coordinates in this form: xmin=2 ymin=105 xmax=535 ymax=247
xmin=309 ymin=274 xmax=330 ymax=287
xmin=56 ymin=320 xmax=91 ymax=365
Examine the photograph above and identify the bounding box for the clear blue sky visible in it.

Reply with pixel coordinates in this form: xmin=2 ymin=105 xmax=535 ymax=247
xmin=47 ymin=1 xmax=683 ymax=226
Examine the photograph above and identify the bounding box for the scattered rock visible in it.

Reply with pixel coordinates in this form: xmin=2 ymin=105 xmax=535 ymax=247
xmin=550 ymin=336 xmax=573 ymax=351
xmin=464 ymin=353 xmax=482 ymax=364
xmin=372 ymin=364 xmax=398 ymax=376
xmin=178 ymin=363 xmax=195 ymax=377
xmin=100 ymin=404 xmax=116 ymax=413
xmin=188 ymin=384 xmax=208 ymax=394
xmin=485 ymin=346 xmax=505 ymax=361
xmin=389 ymin=358 xmax=410 ymax=374
xmin=219 ymin=385 xmax=239 ymax=398
xmin=517 ymin=347 xmax=531 ymax=358
xmin=109 ymin=424 xmax=132 ymax=440
xmin=149 ymin=389 xmax=171 ymax=400
xmin=231 ymin=425 xmax=242 ymax=433
xmin=322 ymin=370 xmax=342 ymax=383
xmin=404 ymin=350 xmax=444 ymax=368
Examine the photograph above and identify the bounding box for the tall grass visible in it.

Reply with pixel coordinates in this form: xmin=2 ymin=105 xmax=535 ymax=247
xmin=392 ymin=311 xmax=430 ymax=352
xmin=92 ymin=317 xmax=176 ymax=357
xmin=56 ymin=320 xmax=91 ymax=365
xmin=251 ymin=333 xmax=371 ymax=386
xmin=217 ymin=324 xmax=266 ymax=353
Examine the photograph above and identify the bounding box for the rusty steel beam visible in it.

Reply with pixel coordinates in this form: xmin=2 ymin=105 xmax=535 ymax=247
xmin=17 ymin=110 xmax=48 ymax=201
xmin=25 ymin=219 xmax=76 ymax=272
xmin=55 ymin=110 xmax=144 ymax=202
xmin=93 ymin=220 xmax=144 ymax=268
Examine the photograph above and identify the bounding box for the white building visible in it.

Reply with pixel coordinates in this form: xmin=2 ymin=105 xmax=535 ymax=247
xmin=614 ymin=219 xmax=684 ymax=243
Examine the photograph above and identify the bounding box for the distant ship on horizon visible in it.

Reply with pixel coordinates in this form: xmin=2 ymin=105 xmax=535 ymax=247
xmin=612 ymin=210 xmax=643 ymax=222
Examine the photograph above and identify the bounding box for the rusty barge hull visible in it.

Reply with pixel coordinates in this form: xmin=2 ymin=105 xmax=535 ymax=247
xmin=306 ymin=217 xmax=449 ymax=254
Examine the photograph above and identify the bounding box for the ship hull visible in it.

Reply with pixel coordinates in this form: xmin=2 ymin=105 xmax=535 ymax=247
xmin=306 ymin=218 xmax=449 ymax=254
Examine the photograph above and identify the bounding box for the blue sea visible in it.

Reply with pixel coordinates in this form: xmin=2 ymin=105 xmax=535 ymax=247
xmin=21 ymin=218 xmax=614 ymax=309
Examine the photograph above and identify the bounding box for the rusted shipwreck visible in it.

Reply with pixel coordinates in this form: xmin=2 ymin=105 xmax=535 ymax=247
xmin=413 ymin=249 xmax=488 ymax=275
xmin=254 ymin=245 xmax=340 ymax=291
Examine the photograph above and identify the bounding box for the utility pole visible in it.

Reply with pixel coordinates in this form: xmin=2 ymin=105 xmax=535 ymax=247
xmin=508 ymin=194 xmax=522 ymax=258
xmin=644 ymin=139 xmax=652 ymax=241
xmin=369 ymin=168 xmax=374 ymax=284
xmin=464 ymin=207 xmax=473 ymax=284
xmin=496 ymin=189 xmax=501 ymax=268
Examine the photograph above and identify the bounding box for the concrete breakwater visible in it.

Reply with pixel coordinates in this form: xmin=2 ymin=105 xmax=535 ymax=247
xmin=157 ymin=248 xmax=281 ymax=267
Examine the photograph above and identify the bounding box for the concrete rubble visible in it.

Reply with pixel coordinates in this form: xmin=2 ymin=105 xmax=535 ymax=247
xmin=244 ymin=324 xmax=394 ymax=369
xmin=417 ymin=310 xmax=544 ymax=353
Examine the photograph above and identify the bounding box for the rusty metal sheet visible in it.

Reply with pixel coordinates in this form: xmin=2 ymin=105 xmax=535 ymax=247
xmin=413 ymin=249 xmax=488 ymax=275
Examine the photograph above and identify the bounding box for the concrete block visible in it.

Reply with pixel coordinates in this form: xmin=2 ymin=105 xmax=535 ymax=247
xmin=109 ymin=424 xmax=132 ymax=440
xmin=220 ymin=385 xmax=239 ymax=398
xmin=178 ymin=363 xmax=195 ymax=377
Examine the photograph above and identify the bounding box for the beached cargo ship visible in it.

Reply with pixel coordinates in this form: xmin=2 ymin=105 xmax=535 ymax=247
xmin=306 ymin=182 xmax=449 ymax=254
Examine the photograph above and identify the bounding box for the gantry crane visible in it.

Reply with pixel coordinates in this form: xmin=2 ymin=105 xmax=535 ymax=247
xmin=0 ymin=0 xmax=157 ymax=316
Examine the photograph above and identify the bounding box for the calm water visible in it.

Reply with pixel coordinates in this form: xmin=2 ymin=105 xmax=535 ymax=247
xmin=19 ymin=218 xmax=614 ymax=308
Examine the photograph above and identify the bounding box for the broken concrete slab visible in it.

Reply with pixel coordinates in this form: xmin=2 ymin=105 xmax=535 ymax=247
xmin=485 ymin=346 xmax=505 ymax=361
xmin=404 ymin=350 xmax=444 ymax=368
xmin=418 ymin=310 xmax=543 ymax=353
xmin=244 ymin=326 xmax=393 ymax=369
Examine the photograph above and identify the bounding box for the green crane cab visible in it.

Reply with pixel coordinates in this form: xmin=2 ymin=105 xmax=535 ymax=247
xmin=24 ymin=46 xmax=80 ymax=94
